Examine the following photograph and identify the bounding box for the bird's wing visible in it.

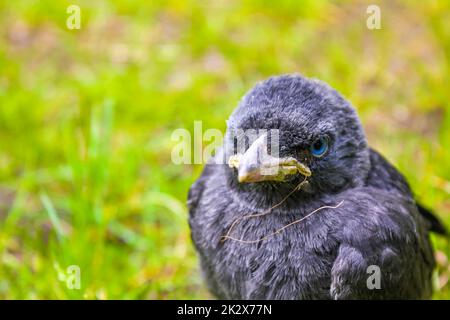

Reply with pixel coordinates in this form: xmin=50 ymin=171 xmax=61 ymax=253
xmin=367 ymin=148 xmax=447 ymax=235
xmin=187 ymin=161 xmax=230 ymax=299
xmin=187 ymin=163 xmax=214 ymax=219
xmin=330 ymin=188 xmax=435 ymax=299
xmin=366 ymin=148 xmax=413 ymax=196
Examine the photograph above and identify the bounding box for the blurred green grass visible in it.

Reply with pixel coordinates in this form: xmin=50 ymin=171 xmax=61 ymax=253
xmin=0 ymin=0 xmax=449 ymax=299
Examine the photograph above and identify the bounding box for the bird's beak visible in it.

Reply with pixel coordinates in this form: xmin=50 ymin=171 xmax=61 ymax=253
xmin=228 ymin=134 xmax=311 ymax=183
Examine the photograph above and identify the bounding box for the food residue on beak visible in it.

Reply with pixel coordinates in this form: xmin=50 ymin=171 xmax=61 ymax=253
xmin=227 ymin=134 xmax=311 ymax=183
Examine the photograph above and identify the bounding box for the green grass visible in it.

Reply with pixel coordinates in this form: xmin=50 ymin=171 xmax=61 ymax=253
xmin=0 ymin=0 xmax=449 ymax=299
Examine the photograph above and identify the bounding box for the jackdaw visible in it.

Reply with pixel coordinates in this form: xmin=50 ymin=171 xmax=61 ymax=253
xmin=188 ymin=74 xmax=446 ymax=299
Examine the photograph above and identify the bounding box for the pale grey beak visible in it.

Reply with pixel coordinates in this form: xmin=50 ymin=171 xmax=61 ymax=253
xmin=228 ymin=134 xmax=311 ymax=183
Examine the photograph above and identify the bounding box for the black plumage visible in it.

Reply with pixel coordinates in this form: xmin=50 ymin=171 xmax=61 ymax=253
xmin=188 ymin=74 xmax=446 ymax=299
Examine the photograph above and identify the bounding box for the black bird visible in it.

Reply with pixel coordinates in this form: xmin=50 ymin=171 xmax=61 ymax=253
xmin=188 ymin=74 xmax=446 ymax=299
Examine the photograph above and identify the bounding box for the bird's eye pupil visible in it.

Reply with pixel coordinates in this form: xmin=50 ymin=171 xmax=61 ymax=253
xmin=310 ymin=137 xmax=328 ymax=157
xmin=313 ymin=140 xmax=323 ymax=150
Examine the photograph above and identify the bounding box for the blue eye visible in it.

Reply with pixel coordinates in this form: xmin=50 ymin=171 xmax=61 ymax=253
xmin=310 ymin=137 xmax=329 ymax=157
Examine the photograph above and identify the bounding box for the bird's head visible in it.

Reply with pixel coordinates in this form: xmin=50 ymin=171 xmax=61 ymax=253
xmin=224 ymin=75 xmax=370 ymax=201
